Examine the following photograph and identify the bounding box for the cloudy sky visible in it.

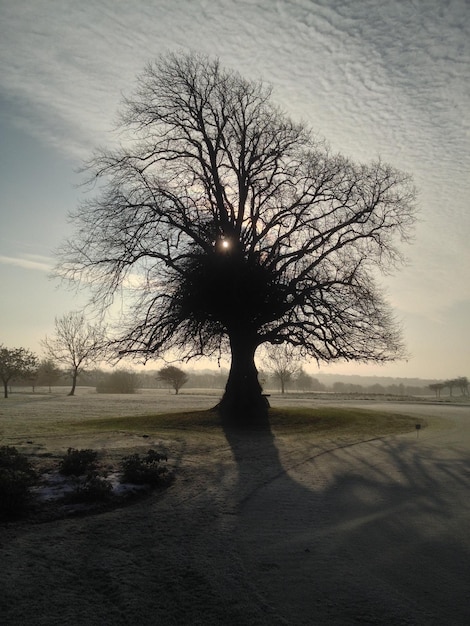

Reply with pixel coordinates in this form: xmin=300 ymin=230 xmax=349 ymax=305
xmin=1 ymin=0 xmax=469 ymax=380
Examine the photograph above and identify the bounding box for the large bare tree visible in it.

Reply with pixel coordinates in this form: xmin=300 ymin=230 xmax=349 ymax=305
xmin=56 ymin=53 xmax=416 ymax=424
xmin=42 ymin=312 xmax=107 ymax=396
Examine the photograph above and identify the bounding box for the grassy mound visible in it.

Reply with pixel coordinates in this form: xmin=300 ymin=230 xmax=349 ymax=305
xmin=62 ymin=406 xmax=418 ymax=439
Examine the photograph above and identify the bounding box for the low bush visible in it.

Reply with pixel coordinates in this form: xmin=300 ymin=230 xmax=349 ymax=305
xmin=0 ymin=446 xmax=37 ymax=517
xmin=120 ymin=450 xmax=168 ymax=486
xmin=65 ymin=473 xmax=113 ymax=504
xmin=59 ymin=448 xmax=98 ymax=476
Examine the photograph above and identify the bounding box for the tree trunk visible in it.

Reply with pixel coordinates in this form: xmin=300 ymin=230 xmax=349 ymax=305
xmin=218 ymin=334 xmax=269 ymax=428
xmin=3 ymin=382 xmax=8 ymax=399
xmin=68 ymin=369 xmax=78 ymax=396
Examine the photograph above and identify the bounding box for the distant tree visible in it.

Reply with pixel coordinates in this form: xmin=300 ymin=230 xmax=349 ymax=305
xmin=42 ymin=312 xmax=107 ymax=396
xmin=36 ymin=359 xmax=62 ymax=392
xmin=369 ymin=383 xmax=385 ymax=395
xmin=157 ymin=365 xmax=189 ymax=395
xmin=456 ymin=376 xmax=469 ymax=396
xmin=263 ymin=345 xmax=300 ymax=394
xmin=96 ymin=369 xmax=140 ymax=394
xmin=444 ymin=378 xmax=457 ymax=397
xmin=332 ymin=381 xmax=346 ymax=394
xmin=428 ymin=382 xmax=445 ymax=399
xmin=294 ymin=367 xmax=314 ymax=392
xmin=0 ymin=345 xmax=38 ymax=398
xmin=55 ymin=52 xmax=416 ymax=425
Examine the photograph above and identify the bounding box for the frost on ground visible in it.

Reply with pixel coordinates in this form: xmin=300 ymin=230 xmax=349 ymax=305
xmin=1 ymin=390 xmax=469 ymax=625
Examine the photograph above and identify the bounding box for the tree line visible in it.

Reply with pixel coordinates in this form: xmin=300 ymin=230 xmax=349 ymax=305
xmin=428 ymin=378 xmax=469 ymax=398
xmin=2 ymin=339 xmax=467 ymax=399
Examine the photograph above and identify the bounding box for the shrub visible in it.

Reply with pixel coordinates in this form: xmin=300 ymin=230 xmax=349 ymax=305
xmin=96 ymin=370 xmax=140 ymax=394
xmin=59 ymin=448 xmax=98 ymax=476
xmin=120 ymin=450 xmax=168 ymax=486
xmin=0 ymin=446 xmax=37 ymax=517
xmin=65 ymin=473 xmax=113 ymax=504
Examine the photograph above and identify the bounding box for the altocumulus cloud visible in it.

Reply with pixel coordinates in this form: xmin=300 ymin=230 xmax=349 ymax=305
xmin=0 ymin=0 xmax=468 ymax=338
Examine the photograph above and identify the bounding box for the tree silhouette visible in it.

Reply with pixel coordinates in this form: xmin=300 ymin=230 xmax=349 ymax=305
xmin=56 ymin=53 xmax=416 ymax=425
xmin=36 ymin=358 xmax=62 ymax=392
xmin=0 ymin=345 xmax=38 ymax=398
xmin=263 ymin=345 xmax=300 ymax=394
xmin=42 ymin=312 xmax=107 ymax=396
xmin=157 ymin=366 xmax=189 ymax=395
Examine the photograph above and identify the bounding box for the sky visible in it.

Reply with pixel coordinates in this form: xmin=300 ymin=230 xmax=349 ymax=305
xmin=0 ymin=0 xmax=469 ymax=381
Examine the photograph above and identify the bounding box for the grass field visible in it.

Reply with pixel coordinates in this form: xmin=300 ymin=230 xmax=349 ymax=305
xmin=0 ymin=386 xmax=419 ymax=458
xmin=0 ymin=387 xmax=426 ymax=625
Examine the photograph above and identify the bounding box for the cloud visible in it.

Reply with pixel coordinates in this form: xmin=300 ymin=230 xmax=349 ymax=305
xmin=0 ymin=254 xmax=52 ymax=272
xmin=0 ymin=0 xmax=468 ymax=377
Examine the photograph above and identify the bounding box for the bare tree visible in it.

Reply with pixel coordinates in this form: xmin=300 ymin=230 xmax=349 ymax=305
xmin=157 ymin=365 xmax=189 ymax=395
xmin=55 ymin=52 xmax=416 ymax=425
xmin=456 ymin=376 xmax=469 ymax=396
xmin=428 ymin=382 xmax=445 ymax=399
xmin=263 ymin=345 xmax=300 ymax=394
xmin=42 ymin=312 xmax=107 ymax=396
xmin=0 ymin=345 xmax=38 ymax=398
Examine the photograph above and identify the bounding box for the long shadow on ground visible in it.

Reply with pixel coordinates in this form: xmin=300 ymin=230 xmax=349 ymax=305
xmin=1 ymin=415 xmax=469 ymax=625
xmin=228 ymin=423 xmax=470 ymax=625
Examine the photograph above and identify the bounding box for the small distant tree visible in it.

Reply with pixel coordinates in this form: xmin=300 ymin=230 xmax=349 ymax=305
xmin=428 ymin=382 xmax=445 ymax=399
xmin=157 ymin=366 xmax=189 ymax=395
xmin=0 ymin=346 xmax=38 ymax=398
xmin=36 ymin=359 xmax=62 ymax=392
xmin=294 ymin=367 xmax=314 ymax=392
xmin=444 ymin=378 xmax=457 ymax=397
xmin=263 ymin=345 xmax=300 ymax=394
xmin=42 ymin=312 xmax=107 ymax=396
xmin=456 ymin=376 xmax=469 ymax=396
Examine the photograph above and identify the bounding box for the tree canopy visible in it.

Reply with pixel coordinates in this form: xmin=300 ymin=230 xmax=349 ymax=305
xmin=0 ymin=345 xmax=38 ymax=398
xmin=56 ymin=52 xmax=416 ymax=424
xmin=157 ymin=366 xmax=189 ymax=395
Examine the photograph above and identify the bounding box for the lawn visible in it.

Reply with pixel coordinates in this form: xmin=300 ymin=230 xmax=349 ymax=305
xmin=0 ymin=388 xmax=425 ymax=625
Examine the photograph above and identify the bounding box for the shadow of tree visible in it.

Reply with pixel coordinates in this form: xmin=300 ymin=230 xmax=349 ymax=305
xmin=1 ymin=417 xmax=469 ymax=626
xmin=227 ymin=425 xmax=470 ymax=625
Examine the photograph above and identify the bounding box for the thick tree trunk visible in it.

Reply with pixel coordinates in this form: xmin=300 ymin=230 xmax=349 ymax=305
xmin=218 ymin=334 xmax=269 ymax=428
xmin=68 ymin=369 xmax=78 ymax=396
xmin=3 ymin=382 xmax=8 ymax=399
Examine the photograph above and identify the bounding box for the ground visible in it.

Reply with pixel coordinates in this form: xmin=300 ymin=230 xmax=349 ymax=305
xmin=0 ymin=389 xmax=469 ymax=624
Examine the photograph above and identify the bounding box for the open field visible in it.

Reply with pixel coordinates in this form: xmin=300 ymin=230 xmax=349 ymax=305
xmin=1 ymin=389 xmax=469 ymax=624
